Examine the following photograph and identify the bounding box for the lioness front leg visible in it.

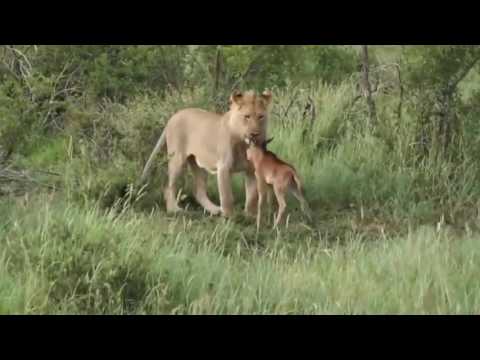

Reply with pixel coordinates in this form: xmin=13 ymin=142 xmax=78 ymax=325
xmin=188 ymin=157 xmax=221 ymax=215
xmin=245 ymin=171 xmax=258 ymax=217
xmin=217 ymin=165 xmax=234 ymax=217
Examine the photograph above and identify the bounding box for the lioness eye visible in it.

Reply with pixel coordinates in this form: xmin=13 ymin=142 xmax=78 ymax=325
xmin=258 ymin=115 xmax=264 ymax=121
xmin=245 ymin=115 xmax=250 ymax=120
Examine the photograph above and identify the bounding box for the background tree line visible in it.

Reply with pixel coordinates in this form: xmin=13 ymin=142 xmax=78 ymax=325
xmin=2 ymin=45 xmax=480 ymax=206
xmin=2 ymin=45 xmax=480 ymax=162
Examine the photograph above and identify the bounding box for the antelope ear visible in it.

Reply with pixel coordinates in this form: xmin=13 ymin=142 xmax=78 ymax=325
xmin=265 ymin=137 xmax=274 ymax=146
xmin=261 ymin=90 xmax=272 ymax=107
xmin=230 ymin=90 xmax=243 ymax=106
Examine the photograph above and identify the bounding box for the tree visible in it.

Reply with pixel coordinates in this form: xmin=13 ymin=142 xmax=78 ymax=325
xmin=404 ymin=45 xmax=480 ymax=159
xmin=359 ymin=45 xmax=377 ymax=129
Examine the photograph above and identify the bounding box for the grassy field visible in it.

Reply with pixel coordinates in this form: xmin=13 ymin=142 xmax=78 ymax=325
xmin=2 ymin=192 xmax=480 ymax=314
xmin=2 ymin=70 xmax=480 ymax=314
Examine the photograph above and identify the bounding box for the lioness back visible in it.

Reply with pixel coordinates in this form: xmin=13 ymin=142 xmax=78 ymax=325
xmin=165 ymin=108 xmax=225 ymax=166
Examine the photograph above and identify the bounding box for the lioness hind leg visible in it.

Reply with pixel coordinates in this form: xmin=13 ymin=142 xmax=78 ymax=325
xmin=188 ymin=157 xmax=221 ymax=215
xmin=165 ymin=153 xmax=187 ymax=213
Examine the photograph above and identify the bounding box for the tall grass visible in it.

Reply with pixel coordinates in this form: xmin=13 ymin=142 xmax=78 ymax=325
xmin=3 ymin=79 xmax=480 ymax=314
xmin=2 ymin=194 xmax=480 ymax=314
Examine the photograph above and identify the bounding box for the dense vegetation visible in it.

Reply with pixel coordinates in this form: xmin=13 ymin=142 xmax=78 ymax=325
xmin=1 ymin=45 xmax=480 ymax=314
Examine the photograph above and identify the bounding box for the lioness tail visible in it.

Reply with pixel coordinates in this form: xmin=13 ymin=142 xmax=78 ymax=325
xmin=140 ymin=129 xmax=167 ymax=183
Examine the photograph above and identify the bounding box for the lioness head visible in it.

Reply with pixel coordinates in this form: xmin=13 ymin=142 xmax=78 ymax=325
xmin=228 ymin=90 xmax=272 ymax=144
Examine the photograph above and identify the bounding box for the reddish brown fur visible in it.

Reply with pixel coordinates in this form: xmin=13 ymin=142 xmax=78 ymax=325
xmin=246 ymin=138 xmax=311 ymax=231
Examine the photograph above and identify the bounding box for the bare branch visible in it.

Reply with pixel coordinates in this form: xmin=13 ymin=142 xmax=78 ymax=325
xmin=0 ymin=61 xmax=21 ymax=82
xmin=229 ymin=53 xmax=262 ymax=92
xmin=282 ymin=88 xmax=299 ymax=119
xmin=445 ymin=52 xmax=480 ymax=95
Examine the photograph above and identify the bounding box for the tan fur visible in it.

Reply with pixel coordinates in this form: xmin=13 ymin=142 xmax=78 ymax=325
xmin=140 ymin=90 xmax=273 ymax=217
xmin=245 ymin=137 xmax=312 ymax=231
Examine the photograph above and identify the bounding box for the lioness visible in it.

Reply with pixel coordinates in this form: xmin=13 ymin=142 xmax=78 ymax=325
xmin=140 ymin=90 xmax=273 ymax=217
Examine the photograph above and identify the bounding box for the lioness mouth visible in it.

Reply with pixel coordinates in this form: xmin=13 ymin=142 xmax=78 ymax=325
xmin=245 ymin=135 xmax=260 ymax=145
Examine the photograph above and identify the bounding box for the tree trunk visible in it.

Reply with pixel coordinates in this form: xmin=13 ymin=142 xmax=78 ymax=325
xmin=213 ymin=45 xmax=223 ymax=94
xmin=395 ymin=64 xmax=404 ymax=122
xmin=359 ymin=45 xmax=377 ymax=128
xmin=436 ymin=52 xmax=480 ymax=156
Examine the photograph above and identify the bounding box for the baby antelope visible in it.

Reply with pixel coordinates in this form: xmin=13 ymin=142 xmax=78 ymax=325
xmin=245 ymin=136 xmax=312 ymax=231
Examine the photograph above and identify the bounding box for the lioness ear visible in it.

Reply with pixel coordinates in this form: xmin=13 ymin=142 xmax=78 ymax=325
xmin=230 ymin=90 xmax=243 ymax=107
xmin=261 ymin=90 xmax=272 ymax=107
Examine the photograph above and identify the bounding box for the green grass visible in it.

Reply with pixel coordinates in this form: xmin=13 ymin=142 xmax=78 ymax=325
xmin=2 ymin=194 xmax=480 ymax=314
xmin=3 ymin=78 xmax=480 ymax=314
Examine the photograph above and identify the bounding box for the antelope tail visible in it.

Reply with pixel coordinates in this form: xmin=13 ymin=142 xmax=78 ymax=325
xmin=292 ymin=173 xmax=313 ymax=221
xmin=292 ymin=173 xmax=304 ymax=194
